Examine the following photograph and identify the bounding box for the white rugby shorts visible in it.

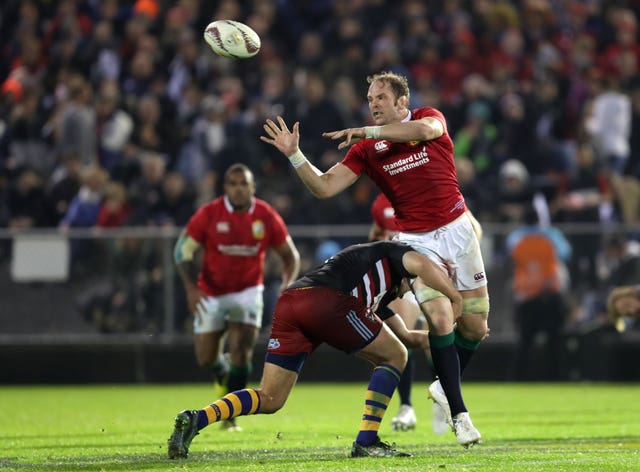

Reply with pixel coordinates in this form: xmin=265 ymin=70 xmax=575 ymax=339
xmin=396 ymin=213 xmax=487 ymax=291
xmin=193 ymin=285 xmax=264 ymax=333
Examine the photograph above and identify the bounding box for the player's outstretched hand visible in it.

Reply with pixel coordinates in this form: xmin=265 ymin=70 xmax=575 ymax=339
xmin=260 ymin=116 xmax=300 ymax=157
xmin=322 ymin=127 xmax=365 ymax=150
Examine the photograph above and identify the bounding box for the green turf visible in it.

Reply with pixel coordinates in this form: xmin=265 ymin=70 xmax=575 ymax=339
xmin=1 ymin=382 xmax=639 ymax=471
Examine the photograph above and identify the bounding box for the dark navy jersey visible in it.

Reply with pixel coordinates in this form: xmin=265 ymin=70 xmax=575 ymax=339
xmin=290 ymin=240 xmax=414 ymax=317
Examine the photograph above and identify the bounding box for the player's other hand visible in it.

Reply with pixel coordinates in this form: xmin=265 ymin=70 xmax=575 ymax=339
xmin=322 ymin=127 xmax=365 ymax=150
xmin=261 ymin=116 xmax=300 ymax=157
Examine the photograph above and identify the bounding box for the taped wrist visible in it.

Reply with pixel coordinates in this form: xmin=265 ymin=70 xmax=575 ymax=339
xmin=364 ymin=126 xmax=382 ymax=139
xmin=287 ymin=149 xmax=307 ymax=168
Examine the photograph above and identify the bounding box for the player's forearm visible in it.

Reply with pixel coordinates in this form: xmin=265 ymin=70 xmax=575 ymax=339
xmin=280 ymin=254 xmax=300 ymax=289
xmin=385 ymin=315 xmax=429 ymax=349
xmin=288 ymin=158 xmax=341 ymax=199
xmin=176 ymin=261 xmax=199 ymax=290
xmin=368 ymin=120 xmax=438 ymax=143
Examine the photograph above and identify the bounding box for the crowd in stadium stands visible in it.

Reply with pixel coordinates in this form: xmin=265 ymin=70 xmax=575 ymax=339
xmin=1 ymin=0 xmax=640 ymax=333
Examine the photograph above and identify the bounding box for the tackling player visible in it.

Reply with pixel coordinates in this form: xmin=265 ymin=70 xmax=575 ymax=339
xmin=370 ymin=193 xmax=426 ymax=432
xmin=168 ymin=240 xmax=463 ymax=459
xmin=174 ymin=163 xmax=300 ymax=431
xmin=261 ymin=71 xmax=489 ymax=447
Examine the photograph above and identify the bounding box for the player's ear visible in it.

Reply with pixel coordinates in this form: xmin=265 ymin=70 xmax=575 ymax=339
xmin=397 ymin=95 xmax=409 ymax=109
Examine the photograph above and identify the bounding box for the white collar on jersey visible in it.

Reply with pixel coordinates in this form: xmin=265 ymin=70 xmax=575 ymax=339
xmin=223 ymin=195 xmax=255 ymax=214
xmin=402 ymin=110 xmax=412 ymax=122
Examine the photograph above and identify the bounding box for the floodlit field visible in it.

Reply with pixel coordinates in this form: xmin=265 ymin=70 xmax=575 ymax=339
xmin=1 ymin=382 xmax=639 ymax=471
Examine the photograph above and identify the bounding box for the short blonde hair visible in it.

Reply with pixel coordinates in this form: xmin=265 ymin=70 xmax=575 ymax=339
xmin=367 ymin=71 xmax=410 ymax=102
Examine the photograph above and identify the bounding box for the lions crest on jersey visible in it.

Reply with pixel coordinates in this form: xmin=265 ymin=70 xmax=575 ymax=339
xmin=252 ymin=220 xmax=265 ymax=239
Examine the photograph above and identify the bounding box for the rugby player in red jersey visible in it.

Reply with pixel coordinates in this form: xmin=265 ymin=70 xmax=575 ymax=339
xmin=261 ymin=71 xmax=488 ymax=447
xmin=168 ymin=240 xmax=463 ymax=459
xmin=174 ymin=163 xmax=300 ymax=431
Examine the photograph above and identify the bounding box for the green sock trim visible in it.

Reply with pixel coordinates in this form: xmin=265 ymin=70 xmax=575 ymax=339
xmin=428 ymin=331 xmax=455 ymax=348
xmin=407 ymin=348 xmax=413 ymax=356
xmin=454 ymin=328 xmax=481 ymax=350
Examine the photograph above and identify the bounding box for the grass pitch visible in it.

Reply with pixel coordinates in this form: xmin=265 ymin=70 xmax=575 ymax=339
xmin=0 ymin=382 xmax=639 ymax=471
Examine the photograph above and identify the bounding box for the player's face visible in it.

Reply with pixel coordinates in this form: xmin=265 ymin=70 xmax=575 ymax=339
xmin=614 ymin=294 xmax=640 ymax=317
xmin=224 ymin=170 xmax=255 ymax=211
xmin=367 ymin=80 xmax=408 ymax=125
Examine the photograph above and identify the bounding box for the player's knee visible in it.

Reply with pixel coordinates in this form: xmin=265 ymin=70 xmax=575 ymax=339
xmin=390 ymin=344 xmax=408 ymax=371
xmin=464 ymin=324 xmax=488 ymax=342
xmin=256 ymin=390 xmax=286 ymax=414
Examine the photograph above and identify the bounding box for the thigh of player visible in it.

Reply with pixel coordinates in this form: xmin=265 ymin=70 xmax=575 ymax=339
xmin=266 ymin=287 xmax=384 ymax=372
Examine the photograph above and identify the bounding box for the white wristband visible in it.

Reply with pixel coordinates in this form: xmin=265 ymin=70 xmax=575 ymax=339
xmin=364 ymin=126 xmax=382 ymax=139
xmin=287 ymin=149 xmax=307 ymax=169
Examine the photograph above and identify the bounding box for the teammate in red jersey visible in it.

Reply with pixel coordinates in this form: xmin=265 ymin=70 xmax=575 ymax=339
xmin=174 ymin=163 xmax=300 ymax=430
xmin=261 ymin=71 xmax=488 ymax=447
xmin=167 ymin=240 xmax=462 ymax=459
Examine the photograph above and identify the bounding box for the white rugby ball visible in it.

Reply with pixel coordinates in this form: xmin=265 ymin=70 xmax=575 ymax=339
xmin=204 ymin=20 xmax=261 ymax=59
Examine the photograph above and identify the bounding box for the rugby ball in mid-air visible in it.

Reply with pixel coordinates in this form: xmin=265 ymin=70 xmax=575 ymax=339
xmin=204 ymin=20 xmax=261 ymax=59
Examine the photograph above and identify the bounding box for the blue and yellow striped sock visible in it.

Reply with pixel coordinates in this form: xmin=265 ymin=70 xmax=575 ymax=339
xmin=356 ymin=363 xmax=402 ymax=446
xmin=196 ymin=389 xmax=261 ymax=430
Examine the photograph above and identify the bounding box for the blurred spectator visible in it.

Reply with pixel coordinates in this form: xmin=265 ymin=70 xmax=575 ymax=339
xmin=127 ymin=153 xmax=166 ymax=225
xmin=506 ymin=204 xmax=572 ymax=381
xmin=148 ymin=171 xmax=195 ymax=226
xmin=455 ymin=156 xmax=492 ymax=219
xmin=59 ymin=165 xmax=109 ymax=275
xmin=453 ymin=101 xmax=497 ymax=177
xmin=494 ymin=159 xmax=534 ymax=224
xmin=59 ymin=165 xmax=108 ymax=229
xmin=96 ymin=181 xmax=132 ymax=228
xmin=553 ymin=142 xmax=613 ymax=290
xmin=95 ymin=79 xmax=134 ymax=176
xmin=86 ymin=20 xmax=122 ymax=84
xmin=54 ymin=74 xmax=97 ymax=167
xmin=7 ymin=89 xmax=55 ymax=175
xmin=290 ymin=70 xmax=346 ymax=160
xmin=584 ymin=76 xmax=632 ymax=175
xmin=45 ymin=151 xmax=83 ymax=226
xmin=6 ymin=166 xmax=46 ymax=228
xmin=129 ymin=94 xmax=178 ymax=167
xmin=607 ymin=284 xmax=640 ymax=333
xmin=177 ymin=94 xmax=226 ymax=184
xmin=527 ymin=76 xmax=573 ymax=176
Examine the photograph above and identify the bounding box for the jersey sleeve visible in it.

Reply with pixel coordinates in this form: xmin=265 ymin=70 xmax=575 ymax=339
xmin=341 ymin=142 xmax=367 ymax=176
xmin=266 ymin=204 xmax=289 ymax=247
xmin=185 ymin=205 xmax=209 ymax=243
xmin=414 ymin=107 xmax=448 ymax=135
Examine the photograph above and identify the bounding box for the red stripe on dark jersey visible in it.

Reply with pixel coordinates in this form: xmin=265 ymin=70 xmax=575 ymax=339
xmin=380 ymin=257 xmax=392 ymax=290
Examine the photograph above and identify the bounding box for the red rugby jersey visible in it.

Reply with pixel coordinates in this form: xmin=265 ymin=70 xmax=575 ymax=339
xmin=371 ymin=193 xmax=399 ymax=232
xmin=343 ymin=107 xmax=466 ymax=232
xmin=186 ymin=196 xmax=289 ymax=296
